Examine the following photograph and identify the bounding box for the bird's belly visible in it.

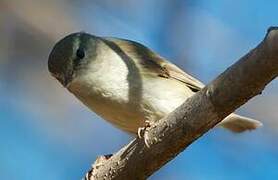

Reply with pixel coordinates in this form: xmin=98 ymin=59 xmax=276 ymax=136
xmin=68 ymin=75 xmax=194 ymax=134
xmin=91 ymin=98 xmax=145 ymax=134
xmin=68 ymin=82 xmax=146 ymax=134
xmin=97 ymin=79 xmax=193 ymax=134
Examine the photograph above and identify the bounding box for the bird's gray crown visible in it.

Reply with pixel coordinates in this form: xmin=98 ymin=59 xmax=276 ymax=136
xmin=48 ymin=32 xmax=97 ymax=86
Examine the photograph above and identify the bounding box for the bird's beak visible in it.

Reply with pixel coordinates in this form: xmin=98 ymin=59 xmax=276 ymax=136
xmin=62 ymin=75 xmax=73 ymax=88
xmin=62 ymin=76 xmax=71 ymax=88
xmin=53 ymin=73 xmax=72 ymax=88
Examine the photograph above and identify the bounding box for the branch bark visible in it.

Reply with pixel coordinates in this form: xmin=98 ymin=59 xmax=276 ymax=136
xmin=85 ymin=27 xmax=278 ymax=180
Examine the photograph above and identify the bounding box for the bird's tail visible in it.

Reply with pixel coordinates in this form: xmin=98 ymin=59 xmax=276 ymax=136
xmin=218 ymin=113 xmax=263 ymax=133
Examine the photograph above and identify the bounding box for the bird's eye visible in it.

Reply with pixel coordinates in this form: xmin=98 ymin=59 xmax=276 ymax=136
xmin=76 ymin=48 xmax=85 ymax=59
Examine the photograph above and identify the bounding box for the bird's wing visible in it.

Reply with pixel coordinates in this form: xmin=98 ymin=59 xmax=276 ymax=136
xmin=103 ymin=37 xmax=205 ymax=92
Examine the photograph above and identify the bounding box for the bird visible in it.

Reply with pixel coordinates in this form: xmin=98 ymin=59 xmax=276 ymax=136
xmin=48 ymin=32 xmax=262 ymax=135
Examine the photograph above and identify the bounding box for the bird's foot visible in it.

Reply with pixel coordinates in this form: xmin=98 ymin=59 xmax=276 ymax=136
xmin=137 ymin=120 xmax=151 ymax=139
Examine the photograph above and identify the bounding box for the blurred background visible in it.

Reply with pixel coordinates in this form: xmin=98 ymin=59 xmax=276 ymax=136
xmin=0 ymin=0 xmax=278 ymax=179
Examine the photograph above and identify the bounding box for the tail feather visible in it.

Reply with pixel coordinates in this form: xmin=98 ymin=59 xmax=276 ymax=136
xmin=218 ymin=114 xmax=263 ymax=133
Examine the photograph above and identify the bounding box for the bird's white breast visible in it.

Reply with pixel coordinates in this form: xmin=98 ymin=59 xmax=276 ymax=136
xmin=68 ymin=43 xmax=146 ymax=133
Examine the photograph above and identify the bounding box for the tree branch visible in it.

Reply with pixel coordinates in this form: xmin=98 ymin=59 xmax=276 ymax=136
xmin=85 ymin=27 xmax=278 ymax=180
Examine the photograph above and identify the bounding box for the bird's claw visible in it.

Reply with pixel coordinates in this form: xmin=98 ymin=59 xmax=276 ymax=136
xmin=137 ymin=120 xmax=151 ymax=139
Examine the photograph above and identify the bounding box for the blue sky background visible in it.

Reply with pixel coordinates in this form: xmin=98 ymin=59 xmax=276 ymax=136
xmin=1 ymin=0 xmax=278 ymax=179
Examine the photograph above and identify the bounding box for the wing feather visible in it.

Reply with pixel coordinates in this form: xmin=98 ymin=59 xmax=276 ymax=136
xmin=103 ymin=37 xmax=205 ymax=92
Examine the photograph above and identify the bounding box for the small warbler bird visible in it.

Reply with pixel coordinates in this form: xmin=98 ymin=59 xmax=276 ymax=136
xmin=48 ymin=32 xmax=262 ymax=135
